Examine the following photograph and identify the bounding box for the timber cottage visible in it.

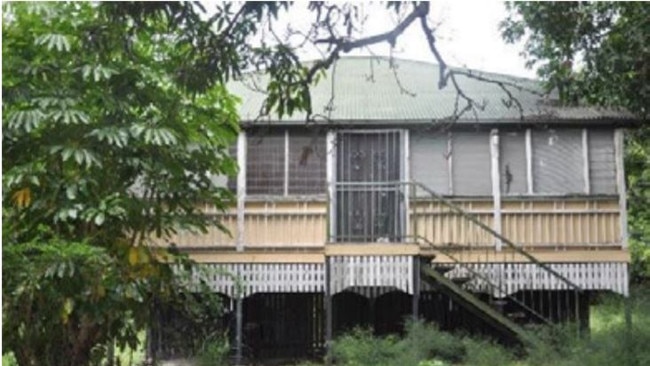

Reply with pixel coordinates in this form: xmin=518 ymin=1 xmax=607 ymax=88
xmin=152 ymin=57 xmax=633 ymax=361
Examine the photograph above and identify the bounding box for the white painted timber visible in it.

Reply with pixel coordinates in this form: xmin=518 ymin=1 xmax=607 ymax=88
xmin=326 ymin=131 xmax=336 ymax=241
xmin=329 ymin=255 xmax=414 ymax=295
xmin=447 ymin=131 xmax=454 ymax=195
xmin=614 ymin=129 xmax=628 ymax=248
xmin=193 ymin=263 xmax=325 ymax=297
xmin=236 ymin=132 xmax=247 ymax=251
xmin=404 ymin=129 xmax=410 ymax=238
xmin=490 ymin=129 xmax=502 ymax=250
xmin=445 ymin=262 xmax=629 ymax=297
xmin=525 ymin=129 xmax=533 ymax=194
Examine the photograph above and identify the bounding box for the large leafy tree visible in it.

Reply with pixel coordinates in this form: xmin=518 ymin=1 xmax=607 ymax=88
xmin=501 ymin=2 xmax=650 ymax=281
xmin=2 ymin=2 xmax=242 ymax=365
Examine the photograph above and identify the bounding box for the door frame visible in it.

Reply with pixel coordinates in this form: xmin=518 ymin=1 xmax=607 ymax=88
xmin=327 ymin=129 xmax=409 ymax=242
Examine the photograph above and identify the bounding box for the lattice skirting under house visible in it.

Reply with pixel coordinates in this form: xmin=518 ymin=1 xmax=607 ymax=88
xmin=191 ymin=263 xmax=325 ymax=296
xmin=446 ymin=262 xmax=629 ymax=296
xmin=188 ymin=260 xmax=627 ymax=298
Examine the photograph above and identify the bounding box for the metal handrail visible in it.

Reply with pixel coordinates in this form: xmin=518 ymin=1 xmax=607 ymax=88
xmin=410 ymin=181 xmax=583 ymax=292
xmin=409 ymin=233 xmax=551 ymax=325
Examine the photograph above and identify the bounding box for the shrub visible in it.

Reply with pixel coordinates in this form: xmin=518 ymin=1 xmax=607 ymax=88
xmin=398 ymin=320 xmax=466 ymax=365
xmin=195 ymin=332 xmax=230 ymax=366
xmin=329 ymin=328 xmax=402 ymax=366
xmin=462 ymin=337 xmax=515 ymax=366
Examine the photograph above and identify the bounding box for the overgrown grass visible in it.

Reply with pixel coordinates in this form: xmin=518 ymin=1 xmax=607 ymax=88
xmin=327 ymin=321 xmax=513 ymax=366
xmin=317 ymin=285 xmax=650 ymax=366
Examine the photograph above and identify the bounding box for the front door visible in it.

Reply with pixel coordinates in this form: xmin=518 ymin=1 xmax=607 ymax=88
xmin=335 ymin=131 xmax=404 ymax=242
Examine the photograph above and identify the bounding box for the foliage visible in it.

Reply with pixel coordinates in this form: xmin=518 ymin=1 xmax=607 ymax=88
xmin=324 ymin=292 xmax=650 ymax=366
xmin=399 ymin=321 xmax=466 ymax=365
xmin=501 ymin=2 xmax=649 ymax=114
xmin=2 ymin=2 xmax=239 ymax=365
xmin=328 ymin=321 xmax=506 ymax=366
xmin=329 ymin=328 xmax=402 ymax=366
xmin=460 ymin=337 xmax=514 ymax=366
xmin=626 ymin=127 xmax=650 ymax=282
xmin=2 ymin=354 xmax=18 ymax=366
xmin=195 ymin=332 xmax=231 ymax=366
xmin=501 ymin=1 xmax=650 ymax=282
xmin=524 ymin=287 xmax=650 ymax=366
xmin=1 ymin=231 xmax=222 ymax=366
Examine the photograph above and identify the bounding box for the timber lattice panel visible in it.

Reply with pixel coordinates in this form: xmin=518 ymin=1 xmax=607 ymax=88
xmin=446 ymin=262 xmax=628 ymax=296
xmin=329 ymin=255 xmax=414 ymax=295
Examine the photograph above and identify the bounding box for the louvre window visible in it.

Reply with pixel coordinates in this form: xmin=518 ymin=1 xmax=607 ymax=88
xmin=452 ymin=131 xmax=492 ymax=195
xmin=588 ymin=130 xmax=616 ymax=194
xmin=532 ymin=129 xmax=583 ymax=194
xmin=245 ymin=129 xmax=326 ymax=196
xmin=499 ymin=131 xmax=528 ymax=195
xmin=246 ymin=132 xmax=285 ymax=195
xmin=410 ymin=131 xmax=449 ymax=195
xmin=288 ymin=131 xmax=327 ymax=194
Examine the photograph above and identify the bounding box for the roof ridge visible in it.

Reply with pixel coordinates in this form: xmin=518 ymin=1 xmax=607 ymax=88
xmin=296 ymin=55 xmax=538 ymax=83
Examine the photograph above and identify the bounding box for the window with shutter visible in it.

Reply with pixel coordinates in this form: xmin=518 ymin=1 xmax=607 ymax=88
xmin=410 ymin=130 xmax=450 ymax=195
xmin=588 ymin=129 xmax=616 ymax=194
xmin=499 ymin=131 xmax=528 ymax=195
xmin=288 ymin=130 xmax=327 ymax=194
xmin=452 ymin=131 xmax=491 ymax=196
xmin=532 ymin=128 xmax=583 ymax=194
xmin=246 ymin=132 xmax=285 ymax=195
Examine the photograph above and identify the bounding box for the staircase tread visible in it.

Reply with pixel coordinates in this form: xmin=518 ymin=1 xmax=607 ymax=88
xmin=420 ymin=266 xmax=540 ymax=348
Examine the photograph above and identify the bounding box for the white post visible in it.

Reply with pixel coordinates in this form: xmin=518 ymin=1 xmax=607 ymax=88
xmin=583 ymin=129 xmax=590 ymax=194
xmin=525 ymin=129 xmax=534 ymax=194
xmin=614 ymin=129 xmax=628 ymax=248
xmin=236 ymin=131 xmax=246 ymax=252
xmin=404 ymin=129 xmax=410 ymax=241
xmin=326 ymin=131 xmax=336 ymax=242
xmin=447 ymin=131 xmax=454 ymax=195
xmin=490 ymin=129 xmax=502 ymax=250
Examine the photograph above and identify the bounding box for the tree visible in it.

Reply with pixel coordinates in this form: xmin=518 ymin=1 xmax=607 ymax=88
xmin=501 ymin=2 xmax=650 ymax=281
xmin=2 ymin=2 xmax=240 ymax=365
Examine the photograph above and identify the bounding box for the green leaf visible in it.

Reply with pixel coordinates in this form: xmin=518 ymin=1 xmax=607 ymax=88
xmin=34 ymin=33 xmax=71 ymax=52
xmin=66 ymin=185 xmax=77 ymax=200
xmin=94 ymin=212 xmax=105 ymax=226
xmin=7 ymin=109 xmax=46 ymax=132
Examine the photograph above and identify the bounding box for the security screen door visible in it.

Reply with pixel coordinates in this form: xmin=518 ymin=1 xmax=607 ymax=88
xmin=335 ymin=131 xmax=404 ymax=242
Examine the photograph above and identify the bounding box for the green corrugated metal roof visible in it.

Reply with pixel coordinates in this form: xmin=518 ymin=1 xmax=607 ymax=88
xmin=229 ymin=56 xmax=635 ymax=124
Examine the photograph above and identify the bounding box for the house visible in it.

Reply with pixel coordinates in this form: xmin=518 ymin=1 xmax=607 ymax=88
xmin=151 ymin=57 xmax=634 ymax=361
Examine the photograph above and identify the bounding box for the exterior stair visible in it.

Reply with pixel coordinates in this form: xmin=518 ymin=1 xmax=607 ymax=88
xmin=420 ymin=262 xmax=540 ymax=348
xmin=411 ymin=181 xmax=584 ymax=348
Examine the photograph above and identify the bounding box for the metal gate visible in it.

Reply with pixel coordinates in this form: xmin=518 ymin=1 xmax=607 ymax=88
xmin=334 ymin=131 xmax=405 ymax=242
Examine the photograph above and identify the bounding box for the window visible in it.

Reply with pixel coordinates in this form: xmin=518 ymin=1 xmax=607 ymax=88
xmin=410 ymin=130 xmax=449 ymax=195
xmin=452 ymin=131 xmax=492 ymax=195
xmin=532 ymin=129 xmax=583 ymax=194
xmin=288 ymin=131 xmax=327 ymax=194
xmin=246 ymin=132 xmax=285 ymax=195
xmin=499 ymin=131 xmax=527 ymax=194
xmin=245 ymin=129 xmax=326 ymax=195
xmin=588 ymin=130 xmax=616 ymax=194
